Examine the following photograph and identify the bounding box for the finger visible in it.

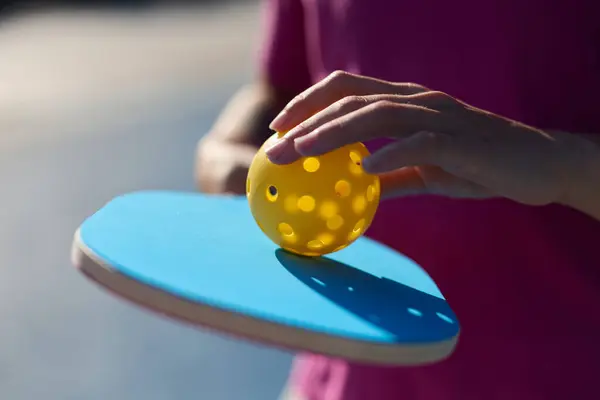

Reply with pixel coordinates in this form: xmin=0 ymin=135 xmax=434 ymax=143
xmin=286 ymin=91 xmax=454 ymax=142
xmin=292 ymin=101 xmax=449 ymax=160
xmin=364 ymin=133 xmax=494 ymax=199
xmin=265 ymin=91 xmax=457 ymax=163
xmin=379 ymin=167 xmax=428 ymax=199
xmin=269 ymin=70 xmax=427 ymax=132
xmin=363 ymin=131 xmax=456 ymax=174
xmin=380 ymin=166 xmax=493 ymax=199
xmin=266 ymin=94 xmax=395 ymax=163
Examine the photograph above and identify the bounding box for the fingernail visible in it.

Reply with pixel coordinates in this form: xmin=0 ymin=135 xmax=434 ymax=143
xmin=362 ymin=155 xmax=376 ymax=173
xmin=265 ymin=139 xmax=287 ymax=161
xmin=294 ymin=134 xmax=317 ymax=153
xmin=283 ymin=125 xmax=303 ymax=139
xmin=269 ymin=110 xmax=288 ymax=131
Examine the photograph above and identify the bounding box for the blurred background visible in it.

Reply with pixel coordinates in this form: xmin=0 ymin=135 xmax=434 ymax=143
xmin=0 ymin=1 xmax=294 ymax=399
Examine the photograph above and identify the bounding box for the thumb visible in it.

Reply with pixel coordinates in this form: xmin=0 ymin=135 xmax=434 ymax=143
xmin=379 ymin=166 xmax=494 ymax=200
xmin=378 ymin=167 xmax=427 ymax=199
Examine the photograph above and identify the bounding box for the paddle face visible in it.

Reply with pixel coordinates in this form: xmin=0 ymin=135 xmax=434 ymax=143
xmin=73 ymin=191 xmax=460 ymax=365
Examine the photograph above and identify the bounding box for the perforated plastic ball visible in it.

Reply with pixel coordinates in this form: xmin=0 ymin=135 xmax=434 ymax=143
xmin=246 ymin=132 xmax=381 ymax=257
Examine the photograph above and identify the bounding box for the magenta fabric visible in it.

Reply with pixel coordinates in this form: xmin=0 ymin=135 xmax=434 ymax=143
xmin=259 ymin=1 xmax=600 ymax=399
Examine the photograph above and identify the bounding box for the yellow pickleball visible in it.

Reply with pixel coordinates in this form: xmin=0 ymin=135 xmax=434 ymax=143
xmin=246 ymin=132 xmax=381 ymax=257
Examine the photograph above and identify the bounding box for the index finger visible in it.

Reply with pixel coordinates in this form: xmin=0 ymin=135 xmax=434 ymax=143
xmin=293 ymin=101 xmax=446 ymax=158
xmin=269 ymin=71 xmax=427 ymax=132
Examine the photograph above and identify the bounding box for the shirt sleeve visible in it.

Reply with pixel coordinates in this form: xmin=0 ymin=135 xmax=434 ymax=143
xmin=257 ymin=0 xmax=312 ymax=95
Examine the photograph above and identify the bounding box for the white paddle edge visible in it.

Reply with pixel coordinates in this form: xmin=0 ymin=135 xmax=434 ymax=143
xmin=71 ymin=228 xmax=459 ymax=366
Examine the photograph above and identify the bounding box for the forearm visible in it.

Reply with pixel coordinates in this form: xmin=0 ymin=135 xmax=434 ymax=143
xmin=195 ymin=80 xmax=297 ymax=193
xmin=557 ymin=131 xmax=600 ymax=221
xmin=205 ymin=82 xmax=280 ymax=146
xmin=196 ymin=139 xmax=259 ymax=194
xmin=205 ymin=80 xmax=296 ymax=147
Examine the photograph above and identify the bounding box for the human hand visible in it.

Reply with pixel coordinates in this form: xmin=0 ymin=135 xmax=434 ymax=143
xmin=195 ymin=138 xmax=257 ymax=195
xmin=265 ymin=71 xmax=581 ymax=206
xmin=195 ymin=83 xmax=287 ymax=195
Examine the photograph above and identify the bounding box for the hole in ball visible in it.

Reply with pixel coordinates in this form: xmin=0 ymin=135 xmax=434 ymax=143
xmin=349 ymin=151 xmax=362 ymax=165
xmin=353 ymin=218 xmax=366 ymax=233
xmin=297 ymin=195 xmax=316 ymax=212
xmin=307 ymin=240 xmax=324 ymax=250
xmin=327 ymin=215 xmax=344 ymax=230
xmin=319 ymin=201 xmax=338 ymax=219
xmin=266 ymin=185 xmax=278 ymax=201
xmin=278 ymin=222 xmax=294 ymax=236
xmin=334 ymin=180 xmax=351 ymax=197
xmin=317 ymin=232 xmax=334 ymax=246
xmin=366 ymin=185 xmax=376 ymax=202
xmin=352 ymin=195 xmax=367 ymax=214
xmin=303 ymin=157 xmax=320 ymax=172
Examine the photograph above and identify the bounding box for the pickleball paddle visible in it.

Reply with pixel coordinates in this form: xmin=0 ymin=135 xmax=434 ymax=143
xmin=72 ymin=191 xmax=460 ymax=366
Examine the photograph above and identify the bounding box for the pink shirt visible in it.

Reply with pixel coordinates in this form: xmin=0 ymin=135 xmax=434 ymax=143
xmin=260 ymin=1 xmax=600 ymax=399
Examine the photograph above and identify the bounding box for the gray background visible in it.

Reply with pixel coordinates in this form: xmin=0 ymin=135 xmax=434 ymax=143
xmin=0 ymin=3 xmax=294 ymax=399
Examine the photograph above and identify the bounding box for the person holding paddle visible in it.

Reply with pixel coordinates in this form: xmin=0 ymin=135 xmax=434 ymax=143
xmin=196 ymin=0 xmax=600 ymax=399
